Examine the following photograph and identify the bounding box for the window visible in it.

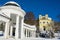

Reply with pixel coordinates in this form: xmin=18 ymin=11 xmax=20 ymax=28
xmin=40 ymin=22 xmax=41 ymax=23
xmin=43 ymin=22 xmax=45 ymax=24
xmin=47 ymin=22 xmax=48 ymax=24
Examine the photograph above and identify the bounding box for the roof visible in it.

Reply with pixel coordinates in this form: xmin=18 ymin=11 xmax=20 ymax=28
xmin=4 ymin=1 xmax=20 ymax=7
xmin=40 ymin=16 xmax=52 ymax=20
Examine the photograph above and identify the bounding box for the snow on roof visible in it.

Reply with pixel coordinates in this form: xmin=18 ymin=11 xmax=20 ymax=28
xmin=4 ymin=1 xmax=20 ymax=7
xmin=48 ymin=17 xmax=52 ymax=20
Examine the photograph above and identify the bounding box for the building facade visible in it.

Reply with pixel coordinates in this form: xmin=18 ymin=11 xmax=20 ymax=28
xmin=39 ymin=14 xmax=54 ymax=33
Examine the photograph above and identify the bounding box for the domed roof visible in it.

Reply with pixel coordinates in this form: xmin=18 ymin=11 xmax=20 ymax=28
xmin=4 ymin=1 xmax=20 ymax=7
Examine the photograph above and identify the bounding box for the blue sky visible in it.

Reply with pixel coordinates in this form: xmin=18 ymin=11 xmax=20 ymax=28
xmin=0 ymin=0 xmax=60 ymax=21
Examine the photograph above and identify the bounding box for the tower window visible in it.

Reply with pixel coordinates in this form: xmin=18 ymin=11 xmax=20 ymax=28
xmin=47 ymin=22 xmax=48 ymax=23
xmin=43 ymin=22 xmax=45 ymax=24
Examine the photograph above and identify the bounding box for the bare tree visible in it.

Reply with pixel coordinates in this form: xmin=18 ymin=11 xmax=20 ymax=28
xmin=57 ymin=14 xmax=60 ymax=21
xmin=24 ymin=11 xmax=36 ymax=25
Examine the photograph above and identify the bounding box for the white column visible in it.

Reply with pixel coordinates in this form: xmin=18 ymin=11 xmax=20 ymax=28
xmin=20 ymin=18 xmax=25 ymax=39
xmin=31 ymin=31 xmax=35 ymax=37
xmin=31 ymin=31 xmax=33 ymax=37
xmin=29 ymin=30 xmax=31 ymax=37
xmin=4 ymin=21 xmax=10 ymax=38
xmin=30 ymin=31 xmax=31 ymax=37
xmin=32 ymin=31 xmax=36 ymax=37
xmin=10 ymin=26 xmax=13 ymax=37
xmin=15 ymin=15 xmax=19 ymax=39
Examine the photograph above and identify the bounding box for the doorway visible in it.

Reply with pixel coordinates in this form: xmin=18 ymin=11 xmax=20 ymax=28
xmin=43 ymin=26 xmax=46 ymax=31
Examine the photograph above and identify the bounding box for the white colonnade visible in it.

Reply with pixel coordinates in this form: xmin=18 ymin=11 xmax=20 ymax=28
xmin=4 ymin=15 xmax=25 ymax=39
xmin=24 ymin=28 xmax=36 ymax=38
xmin=15 ymin=15 xmax=24 ymax=39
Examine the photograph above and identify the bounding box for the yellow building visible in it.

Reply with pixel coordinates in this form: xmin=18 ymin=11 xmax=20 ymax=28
xmin=39 ymin=14 xmax=54 ymax=32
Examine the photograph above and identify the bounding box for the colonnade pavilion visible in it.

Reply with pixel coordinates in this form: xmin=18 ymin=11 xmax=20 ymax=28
xmin=0 ymin=1 xmax=36 ymax=39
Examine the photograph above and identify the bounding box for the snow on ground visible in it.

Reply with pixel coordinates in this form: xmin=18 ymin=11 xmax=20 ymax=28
xmin=0 ymin=33 xmax=60 ymax=40
xmin=0 ymin=37 xmax=60 ymax=40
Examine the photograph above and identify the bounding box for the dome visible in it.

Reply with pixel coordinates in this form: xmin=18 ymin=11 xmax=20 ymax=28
xmin=4 ymin=1 xmax=20 ymax=7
